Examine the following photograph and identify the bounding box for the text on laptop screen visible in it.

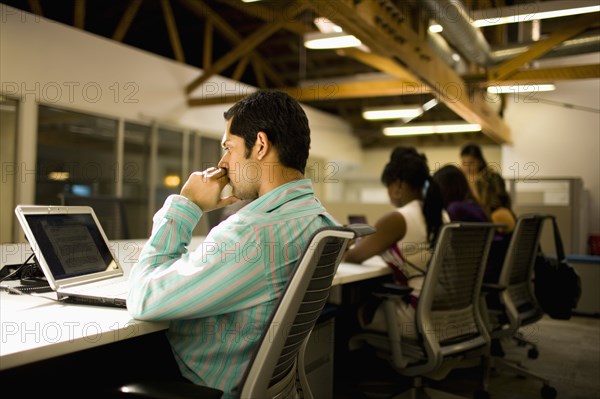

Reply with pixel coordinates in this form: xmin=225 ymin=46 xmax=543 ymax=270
xmin=24 ymin=213 xmax=117 ymax=279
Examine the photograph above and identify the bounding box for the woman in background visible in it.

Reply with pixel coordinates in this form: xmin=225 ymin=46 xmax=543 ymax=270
xmin=460 ymin=143 xmax=515 ymax=234
xmin=460 ymin=143 xmax=516 ymax=283
xmin=344 ymin=148 xmax=446 ymax=337
xmin=432 ymin=164 xmax=489 ymax=223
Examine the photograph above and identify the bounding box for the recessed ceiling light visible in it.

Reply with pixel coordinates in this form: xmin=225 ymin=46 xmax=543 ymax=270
xmin=362 ymin=105 xmax=423 ymax=120
xmin=487 ymin=84 xmax=556 ymax=94
xmin=304 ymin=32 xmax=362 ymax=50
xmin=383 ymin=122 xmax=481 ymax=136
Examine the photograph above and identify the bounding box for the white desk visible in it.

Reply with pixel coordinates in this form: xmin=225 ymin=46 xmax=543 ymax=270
xmin=333 ymin=257 xmax=389 ymax=286
xmin=0 ymin=238 xmax=390 ymax=371
xmin=0 ymin=290 xmax=168 ymax=370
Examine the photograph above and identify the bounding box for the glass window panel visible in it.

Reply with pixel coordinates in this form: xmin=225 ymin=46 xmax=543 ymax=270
xmin=200 ymin=136 xmax=223 ymax=170
xmin=188 ymin=133 xmax=200 ymax=176
xmin=155 ymin=127 xmax=183 ymax=213
xmin=35 ymin=106 xmax=126 ymax=239
xmin=36 ymin=105 xmax=118 ymax=205
xmin=0 ymin=97 xmax=19 ymax=243
xmin=123 ymin=122 xmax=151 ymax=238
xmin=198 ymin=137 xmax=226 ymax=232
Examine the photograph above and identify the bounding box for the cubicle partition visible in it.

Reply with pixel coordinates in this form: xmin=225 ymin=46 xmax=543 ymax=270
xmin=507 ymin=177 xmax=589 ymax=255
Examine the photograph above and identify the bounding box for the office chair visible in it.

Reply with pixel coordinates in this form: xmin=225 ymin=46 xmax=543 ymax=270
xmin=115 ymin=223 xmax=375 ymax=399
xmin=482 ymin=214 xmax=558 ymax=399
xmin=59 ymin=193 xmax=130 ymax=240
xmin=349 ymin=222 xmax=498 ymax=399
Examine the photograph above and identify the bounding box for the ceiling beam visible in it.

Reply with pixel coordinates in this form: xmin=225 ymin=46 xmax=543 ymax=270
xmin=161 ymin=0 xmax=185 ymax=63
xmin=178 ymin=0 xmax=285 ymax=87
xmin=218 ymin=0 xmax=309 ymax=36
xmin=187 ymin=78 xmax=431 ymax=106
xmin=301 ymin=0 xmax=511 ymax=144
xmin=232 ymin=55 xmax=250 ymax=81
xmin=488 ymin=12 xmax=599 ymax=81
xmin=185 ymin=17 xmax=299 ymax=94
xmin=203 ymin=19 xmax=213 ymax=69
xmin=112 ymin=0 xmax=143 ymax=42
xmin=188 ymin=62 xmax=600 ymax=107
xmin=482 ymin=64 xmax=600 ymax=86
xmin=27 ymin=0 xmax=43 ymax=16
xmin=74 ymin=0 xmax=85 ymax=29
xmin=279 ymin=80 xmax=431 ymax=101
xmin=252 ymin=60 xmax=267 ymax=89
xmin=339 ymin=48 xmax=421 ymax=86
xmin=214 ymin=0 xmax=313 ymax=88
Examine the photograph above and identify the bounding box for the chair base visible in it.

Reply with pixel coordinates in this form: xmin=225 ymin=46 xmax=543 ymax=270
xmin=492 ymin=358 xmax=558 ymax=399
xmin=513 ymin=332 xmax=540 ymax=358
xmin=492 ymin=357 xmax=550 ymax=385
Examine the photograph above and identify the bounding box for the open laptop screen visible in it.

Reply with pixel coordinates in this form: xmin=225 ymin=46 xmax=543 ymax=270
xmin=348 ymin=214 xmax=368 ymax=225
xmin=23 ymin=213 xmax=116 ymax=280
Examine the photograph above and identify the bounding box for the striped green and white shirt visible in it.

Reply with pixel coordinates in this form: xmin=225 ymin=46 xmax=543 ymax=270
xmin=127 ymin=179 xmax=338 ymax=398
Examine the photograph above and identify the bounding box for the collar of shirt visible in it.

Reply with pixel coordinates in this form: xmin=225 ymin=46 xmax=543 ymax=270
xmin=238 ymin=178 xmax=318 ymax=216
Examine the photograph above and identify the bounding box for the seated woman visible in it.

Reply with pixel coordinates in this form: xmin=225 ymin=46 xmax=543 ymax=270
xmin=344 ymin=149 xmax=446 ymax=337
xmin=460 ymin=143 xmax=516 ymax=283
xmin=460 ymin=143 xmax=515 ymax=231
xmin=432 ymin=164 xmax=489 ymax=223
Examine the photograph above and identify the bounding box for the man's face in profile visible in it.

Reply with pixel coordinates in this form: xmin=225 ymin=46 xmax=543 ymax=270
xmin=219 ymin=120 xmax=260 ymax=201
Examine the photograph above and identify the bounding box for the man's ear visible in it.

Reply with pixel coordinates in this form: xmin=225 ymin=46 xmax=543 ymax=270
xmin=255 ymin=132 xmax=270 ymax=160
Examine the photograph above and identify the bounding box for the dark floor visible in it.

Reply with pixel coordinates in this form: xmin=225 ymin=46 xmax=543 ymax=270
xmin=333 ymin=314 xmax=600 ymax=399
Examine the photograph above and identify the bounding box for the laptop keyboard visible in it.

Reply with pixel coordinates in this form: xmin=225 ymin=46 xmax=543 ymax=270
xmin=66 ymin=278 xmax=129 ymax=297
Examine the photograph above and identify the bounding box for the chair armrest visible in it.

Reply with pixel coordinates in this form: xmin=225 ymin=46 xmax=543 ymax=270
xmin=482 ymin=283 xmax=506 ymax=294
xmin=346 ymin=223 xmax=376 ymax=238
xmin=373 ymin=283 xmax=413 ymax=299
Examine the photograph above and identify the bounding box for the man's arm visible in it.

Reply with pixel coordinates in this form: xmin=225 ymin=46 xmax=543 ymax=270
xmin=127 ymin=168 xmax=266 ymax=321
xmin=127 ymin=194 xmax=271 ymax=321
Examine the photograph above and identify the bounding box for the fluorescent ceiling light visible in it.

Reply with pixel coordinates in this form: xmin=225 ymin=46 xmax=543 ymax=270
xmin=429 ymin=1 xmax=600 ymax=32
xmin=473 ymin=5 xmax=600 ymax=27
xmin=422 ymin=98 xmax=439 ymax=112
xmin=383 ymin=122 xmax=481 ymax=136
xmin=487 ymin=84 xmax=556 ymax=94
xmin=428 ymin=24 xmax=444 ymax=33
xmin=362 ymin=105 xmax=423 ymax=120
xmin=313 ymin=17 xmax=343 ymax=34
xmin=304 ymin=32 xmax=362 ymax=50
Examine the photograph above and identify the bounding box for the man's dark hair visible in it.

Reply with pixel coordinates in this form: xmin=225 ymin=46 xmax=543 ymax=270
xmin=432 ymin=164 xmax=475 ymax=207
xmin=223 ymin=90 xmax=310 ymax=173
xmin=381 ymin=151 xmax=444 ymax=246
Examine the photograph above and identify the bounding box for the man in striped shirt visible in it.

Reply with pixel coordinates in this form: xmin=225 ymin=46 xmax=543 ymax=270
xmin=127 ymin=90 xmax=339 ymax=398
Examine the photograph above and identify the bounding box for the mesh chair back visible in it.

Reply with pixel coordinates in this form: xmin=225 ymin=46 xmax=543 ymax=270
xmin=240 ymin=225 xmax=366 ymax=399
xmin=498 ymin=215 xmax=546 ymax=327
xmin=418 ymin=223 xmax=496 ymax=358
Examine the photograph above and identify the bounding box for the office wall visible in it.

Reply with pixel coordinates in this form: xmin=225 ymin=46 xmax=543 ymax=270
xmin=0 ymin=5 xmax=363 ymax=206
xmin=502 ymin=55 xmax=600 ymax=236
xmin=358 ymin=146 xmax=502 ymax=178
xmin=339 ymin=144 xmax=502 ymax=204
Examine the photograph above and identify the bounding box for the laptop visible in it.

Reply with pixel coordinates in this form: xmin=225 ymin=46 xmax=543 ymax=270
xmin=14 ymin=205 xmax=129 ymax=308
xmin=348 ymin=214 xmax=368 ymax=225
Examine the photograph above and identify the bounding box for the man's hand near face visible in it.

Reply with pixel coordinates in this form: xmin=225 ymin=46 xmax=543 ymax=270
xmin=180 ymin=167 xmax=240 ymax=211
